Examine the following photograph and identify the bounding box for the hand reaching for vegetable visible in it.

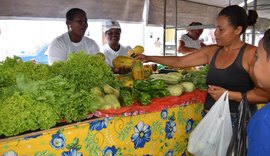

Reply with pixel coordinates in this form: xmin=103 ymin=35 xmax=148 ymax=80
xmin=135 ymin=54 xmax=149 ymax=63
xmin=207 ymin=85 xmax=227 ymax=101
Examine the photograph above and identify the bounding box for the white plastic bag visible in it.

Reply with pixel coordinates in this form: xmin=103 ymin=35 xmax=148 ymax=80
xmin=187 ymin=91 xmax=233 ymax=156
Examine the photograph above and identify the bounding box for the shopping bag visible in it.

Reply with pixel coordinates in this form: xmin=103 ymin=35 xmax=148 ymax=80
xmin=187 ymin=91 xmax=233 ymax=156
xmin=226 ymin=92 xmax=250 ymax=156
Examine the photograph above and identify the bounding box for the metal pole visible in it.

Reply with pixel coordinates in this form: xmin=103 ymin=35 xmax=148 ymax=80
xmin=174 ymin=0 xmax=178 ymax=56
xmin=242 ymin=0 xmax=247 ymax=41
xmin=163 ymin=0 xmax=167 ymax=56
xmin=252 ymin=0 xmax=257 ymax=45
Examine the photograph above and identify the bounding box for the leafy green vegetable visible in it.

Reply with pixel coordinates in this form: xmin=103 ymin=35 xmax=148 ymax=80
xmin=133 ymin=80 xmax=150 ymax=91
xmin=0 ymin=54 xmax=116 ymax=136
xmin=182 ymin=65 xmax=208 ymax=90
xmin=63 ymin=90 xmax=100 ymax=123
xmin=0 ymin=56 xmax=50 ymax=90
xmin=149 ymin=79 xmax=165 ymax=90
xmin=119 ymin=87 xmax=134 ymax=106
xmin=149 ymin=88 xmax=171 ymax=98
xmin=0 ymin=92 xmax=59 ymax=137
xmin=50 ymin=52 xmax=121 ymax=91
xmin=138 ymin=92 xmax=151 ymax=106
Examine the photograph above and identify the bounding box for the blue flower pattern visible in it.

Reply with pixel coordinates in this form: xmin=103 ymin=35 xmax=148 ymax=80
xmin=185 ymin=118 xmax=194 ymax=133
xmin=3 ymin=107 xmax=203 ymax=155
xmin=3 ymin=150 xmax=18 ymax=156
xmin=102 ymin=145 xmax=117 ymax=156
xmin=24 ymin=134 xmax=42 ymax=140
xmin=182 ymin=151 xmax=187 ymax=156
xmin=165 ymin=150 xmax=173 ymax=156
xmin=165 ymin=120 xmax=176 ymax=139
xmin=131 ymin=121 xmax=151 ymax=149
xmin=89 ymin=118 xmax=109 ymax=131
xmin=50 ymin=133 xmax=66 ymax=150
xmin=61 ymin=148 xmax=82 ymax=156
xmin=160 ymin=110 xmax=168 ymax=120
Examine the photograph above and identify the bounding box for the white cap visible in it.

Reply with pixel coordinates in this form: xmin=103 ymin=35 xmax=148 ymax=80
xmin=103 ymin=20 xmax=121 ymax=32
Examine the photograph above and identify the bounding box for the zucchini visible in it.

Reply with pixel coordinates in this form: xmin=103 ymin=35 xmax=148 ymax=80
xmin=104 ymin=94 xmax=121 ymax=109
xmin=149 ymin=74 xmax=179 ymax=84
xmin=103 ymin=84 xmax=120 ymax=98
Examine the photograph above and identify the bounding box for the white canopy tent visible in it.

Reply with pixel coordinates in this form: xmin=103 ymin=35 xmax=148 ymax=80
xmin=0 ymin=0 xmax=269 ymax=30
xmin=0 ymin=0 xmax=269 ymax=57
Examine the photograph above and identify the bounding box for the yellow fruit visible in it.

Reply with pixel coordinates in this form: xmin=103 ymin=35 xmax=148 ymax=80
xmin=133 ymin=45 xmax=144 ymax=54
xmin=116 ymin=73 xmax=133 ymax=87
xmin=112 ymin=56 xmax=134 ymax=68
xmin=132 ymin=60 xmax=145 ymax=80
xmin=128 ymin=49 xmax=136 ymax=57
xmin=122 ymin=78 xmax=134 ymax=87
xmin=143 ymin=65 xmax=153 ymax=78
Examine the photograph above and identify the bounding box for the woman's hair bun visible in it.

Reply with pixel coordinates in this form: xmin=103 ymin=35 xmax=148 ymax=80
xmin=248 ymin=10 xmax=258 ymax=26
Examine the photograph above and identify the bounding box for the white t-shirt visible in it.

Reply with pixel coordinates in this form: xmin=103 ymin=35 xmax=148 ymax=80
xmin=180 ymin=34 xmax=202 ymax=50
xmin=47 ymin=32 xmax=100 ymax=65
xmin=102 ymin=43 xmax=131 ymax=67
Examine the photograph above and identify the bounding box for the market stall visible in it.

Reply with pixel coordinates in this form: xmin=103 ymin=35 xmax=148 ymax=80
xmin=0 ymin=89 xmax=206 ymax=155
xmin=0 ymin=47 xmax=209 ymax=155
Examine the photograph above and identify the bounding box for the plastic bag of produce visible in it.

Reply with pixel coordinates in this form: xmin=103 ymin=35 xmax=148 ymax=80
xmin=187 ymin=91 xmax=233 ymax=156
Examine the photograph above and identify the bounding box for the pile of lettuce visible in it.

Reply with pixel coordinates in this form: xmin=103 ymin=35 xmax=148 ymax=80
xmin=0 ymin=52 xmax=121 ymax=137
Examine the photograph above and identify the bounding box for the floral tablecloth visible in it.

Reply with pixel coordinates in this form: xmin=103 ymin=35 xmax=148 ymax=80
xmin=0 ymin=90 xmax=206 ymax=156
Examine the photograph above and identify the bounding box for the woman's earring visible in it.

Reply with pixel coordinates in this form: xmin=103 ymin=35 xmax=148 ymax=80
xmin=68 ymin=25 xmax=72 ymax=32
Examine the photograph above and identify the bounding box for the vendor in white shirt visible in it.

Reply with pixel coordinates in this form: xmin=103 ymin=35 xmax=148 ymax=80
xmin=102 ymin=20 xmax=132 ymax=73
xmin=177 ymin=22 xmax=206 ymax=55
xmin=47 ymin=8 xmax=100 ymax=65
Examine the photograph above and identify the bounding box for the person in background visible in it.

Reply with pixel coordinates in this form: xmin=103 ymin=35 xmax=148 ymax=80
xmin=177 ymin=22 xmax=206 ymax=55
xmin=102 ymin=20 xmax=131 ymax=73
xmin=47 ymin=8 xmax=100 ymax=65
xmin=247 ymin=29 xmax=270 ymax=156
xmin=136 ymin=5 xmax=270 ymax=127
xmin=154 ymin=37 xmax=162 ymax=54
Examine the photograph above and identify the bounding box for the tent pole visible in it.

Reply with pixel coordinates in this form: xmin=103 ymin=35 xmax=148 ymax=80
xmin=252 ymin=0 xmax=257 ymax=45
xmin=174 ymin=0 xmax=178 ymax=56
xmin=242 ymin=0 xmax=247 ymax=42
xmin=163 ymin=0 xmax=167 ymax=56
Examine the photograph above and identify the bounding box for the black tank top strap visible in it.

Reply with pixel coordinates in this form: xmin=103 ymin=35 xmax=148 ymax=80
xmin=234 ymin=43 xmax=248 ymax=67
xmin=209 ymin=47 xmax=222 ymax=68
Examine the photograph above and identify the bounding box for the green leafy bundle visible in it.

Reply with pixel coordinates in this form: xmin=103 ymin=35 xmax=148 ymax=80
xmin=49 ymin=52 xmax=121 ymax=91
xmin=182 ymin=66 xmax=208 ymax=90
xmin=0 ymin=92 xmax=59 ymax=137
xmin=0 ymin=53 xmax=118 ymax=137
xmin=0 ymin=56 xmax=51 ymax=89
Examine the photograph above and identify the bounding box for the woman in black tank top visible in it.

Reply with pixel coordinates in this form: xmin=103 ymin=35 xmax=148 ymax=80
xmin=135 ymin=5 xmax=270 ymax=119
xmin=205 ymin=44 xmax=256 ymax=113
